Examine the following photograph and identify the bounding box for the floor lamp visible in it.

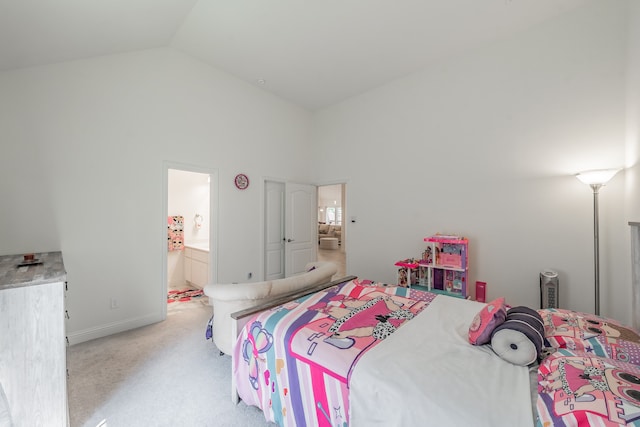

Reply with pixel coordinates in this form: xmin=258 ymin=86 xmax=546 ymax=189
xmin=575 ymin=169 xmax=619 ymax=316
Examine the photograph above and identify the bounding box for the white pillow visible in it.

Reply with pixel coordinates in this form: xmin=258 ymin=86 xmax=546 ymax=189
xmin=490 ymin=306 xmax=544 ymax=366
xmin=491 ymin=328 xmax=538 ymax=366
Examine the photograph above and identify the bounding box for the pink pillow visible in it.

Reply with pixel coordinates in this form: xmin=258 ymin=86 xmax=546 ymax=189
xmin=468 ymin=297 xmax=507 ymax=345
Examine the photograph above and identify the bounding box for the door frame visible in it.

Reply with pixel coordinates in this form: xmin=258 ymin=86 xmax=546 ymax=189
xmin=161 ymin=161 xmax=219 ymax=320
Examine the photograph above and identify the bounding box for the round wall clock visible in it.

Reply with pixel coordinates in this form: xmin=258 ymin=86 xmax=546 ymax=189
xmin=234 ymin=173 xmax=249 ymax=190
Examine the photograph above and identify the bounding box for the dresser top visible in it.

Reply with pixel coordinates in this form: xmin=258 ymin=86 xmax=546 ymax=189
xmin=0 ymin=251 xmax=66 ymax=290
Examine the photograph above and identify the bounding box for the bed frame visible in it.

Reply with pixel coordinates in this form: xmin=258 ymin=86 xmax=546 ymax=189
xmin=228 ymin=275 xmax=357 ymax=404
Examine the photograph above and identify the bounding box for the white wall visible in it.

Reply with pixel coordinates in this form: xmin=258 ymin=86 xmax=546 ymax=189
xmin=0 ymin=48 xmax=313 ymax=343
xmin=627 ymin=0 xmax=640 ymax=220
xmin=312 ymin=1 xmax=631 ymax=323
xmin=626 ymin=0 xmax=640 ymax=329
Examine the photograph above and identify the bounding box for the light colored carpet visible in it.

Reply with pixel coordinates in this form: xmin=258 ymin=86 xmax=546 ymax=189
xmin=67 ymin=300 xmax=274 ymax=427
xmin=317 ymin=246 xmax=346 ymax=279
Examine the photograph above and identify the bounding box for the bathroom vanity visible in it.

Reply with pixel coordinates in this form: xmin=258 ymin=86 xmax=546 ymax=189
xmin=184 ymin=243 xmax=209 ymax=288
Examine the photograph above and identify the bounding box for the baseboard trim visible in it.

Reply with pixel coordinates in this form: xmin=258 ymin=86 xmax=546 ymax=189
xmin=67 ymin=312 xmax=162 ymax=345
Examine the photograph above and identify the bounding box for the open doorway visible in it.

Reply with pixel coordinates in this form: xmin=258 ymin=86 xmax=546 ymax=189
xmin=317 ymin=183 xmax=346 ymax=278
xmin=161 ymin=162 xmax=218 ymax=319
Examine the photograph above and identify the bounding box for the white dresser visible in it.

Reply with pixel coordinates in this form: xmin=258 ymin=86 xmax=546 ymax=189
xmin=0 ymin=252 xmax=68 ymax=427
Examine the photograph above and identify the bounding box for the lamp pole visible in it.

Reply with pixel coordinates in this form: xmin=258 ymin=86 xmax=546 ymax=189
xmin=591 ymin=183 xmax=602 ymax=316
xmin=576 ymin=169 xmax=618 ymax=316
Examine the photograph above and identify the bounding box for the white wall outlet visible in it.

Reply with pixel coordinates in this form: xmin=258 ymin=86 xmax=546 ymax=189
xmin=247 ymin=272 xmax=252 ymax=279
xmin=110 ymin=298 xmax=118 ymax=309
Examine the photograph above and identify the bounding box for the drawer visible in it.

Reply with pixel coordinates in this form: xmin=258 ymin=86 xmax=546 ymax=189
xmin=190 ymin=249 xmax=209 ymax=264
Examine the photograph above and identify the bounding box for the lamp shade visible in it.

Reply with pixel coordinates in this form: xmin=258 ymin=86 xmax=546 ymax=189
xmin=576 ymin=169 xmax=619 ymax=186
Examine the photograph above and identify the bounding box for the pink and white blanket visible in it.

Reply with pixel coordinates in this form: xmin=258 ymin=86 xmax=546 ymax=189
xmin=233 ymin=279 xmax=432 ymax=426
xmin=233 ymin=279 xmax=534 ymax=426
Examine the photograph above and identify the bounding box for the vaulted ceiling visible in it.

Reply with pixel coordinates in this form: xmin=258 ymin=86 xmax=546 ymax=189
xmin=0 ymin=0 xmax=589 ymax=110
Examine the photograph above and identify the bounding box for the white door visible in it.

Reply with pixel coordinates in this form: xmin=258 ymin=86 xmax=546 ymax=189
xmin=285 ymin=182 xmax=316 ymax=276
xmin=264 ymin=181 xmax=316 ymax=279
xmin=264 ymin=181 xmax=285 ymax=280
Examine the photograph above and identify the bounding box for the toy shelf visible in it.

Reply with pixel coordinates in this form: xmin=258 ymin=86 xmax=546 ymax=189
xmin=395 ymin=234 xmax=469 ymax=299
xmin=394 ymin=259 xmax=419 ymax=288
xmin=421 ymin=235 xmax=468 ymax=298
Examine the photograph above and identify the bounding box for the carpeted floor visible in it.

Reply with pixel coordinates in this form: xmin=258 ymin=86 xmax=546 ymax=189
xmin=67 ymin=303 xmax=273 ymax=427
xmin=317 ymin=246 xmax=346 ymax=279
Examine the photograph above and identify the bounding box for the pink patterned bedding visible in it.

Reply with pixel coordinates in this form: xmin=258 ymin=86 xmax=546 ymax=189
xmin=232 ymin=284 xmax=640 ymax=426
xmin=540 ymin=308 xmax=640 ymax=365
xmin=537 ymin=309 xmax=640 ymax=426
xmin=537 ymin=349 xmax=640 ymax=426
xmin=232 ymin=278 xmax=434 ymax=426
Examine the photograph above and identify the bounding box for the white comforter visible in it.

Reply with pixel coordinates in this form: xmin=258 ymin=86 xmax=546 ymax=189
xmin=350 ymin=295 xmax=534 ymax=426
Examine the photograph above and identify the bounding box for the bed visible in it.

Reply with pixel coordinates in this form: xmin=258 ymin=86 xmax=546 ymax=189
xmin=229 ymin=276 xmax=640 ymax=426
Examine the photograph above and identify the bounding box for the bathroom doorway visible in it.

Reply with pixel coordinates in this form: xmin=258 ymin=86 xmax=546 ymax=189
xmin=161 ymin=162 xmax=218 ymax=319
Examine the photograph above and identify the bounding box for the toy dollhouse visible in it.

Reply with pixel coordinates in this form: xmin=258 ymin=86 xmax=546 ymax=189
xmin=395 ymin=234 xmax=469 ymax=298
